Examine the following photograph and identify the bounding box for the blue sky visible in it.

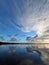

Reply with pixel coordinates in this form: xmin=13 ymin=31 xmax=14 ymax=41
xmin=0 ymin=0 xmax=49 ymax=41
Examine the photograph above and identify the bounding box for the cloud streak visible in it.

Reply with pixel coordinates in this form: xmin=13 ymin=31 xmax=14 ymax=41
xmin=16 ymin=0 xmax=49 ymax=37
xmin=0 ymin=0 xmax=49 ymax=37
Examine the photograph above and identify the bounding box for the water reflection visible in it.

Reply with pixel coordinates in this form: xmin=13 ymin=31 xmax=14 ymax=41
xmin=0 ymin=45 xmax=46 ymax=65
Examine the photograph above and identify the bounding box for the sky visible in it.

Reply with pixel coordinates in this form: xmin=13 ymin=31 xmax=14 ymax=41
xmin=0 ymin=0 xmax=49 ymax=41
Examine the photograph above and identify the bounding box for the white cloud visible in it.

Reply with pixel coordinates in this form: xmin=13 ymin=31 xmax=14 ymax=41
xmin=0 ymin=0 xmax=49 ymax=37
xmin=17 ymin=0 xmax=49 ymax=37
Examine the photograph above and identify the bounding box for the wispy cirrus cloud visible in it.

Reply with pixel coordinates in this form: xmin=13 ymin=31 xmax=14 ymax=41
xmin=17 ymin=0 xmax=49 ymax=37
xmin=0 ymin=0 xmax=49 ymax=38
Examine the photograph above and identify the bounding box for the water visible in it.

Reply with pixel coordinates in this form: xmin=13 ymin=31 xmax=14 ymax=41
xmin=0 ymin=45 xmax=43 ymax=65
